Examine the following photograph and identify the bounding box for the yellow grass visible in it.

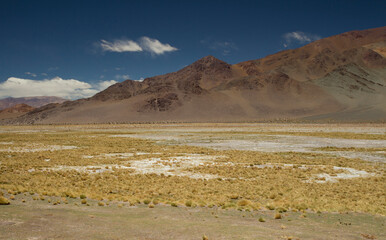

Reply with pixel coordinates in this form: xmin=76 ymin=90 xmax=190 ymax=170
xmin=0 ymin=124 xmax=385 ymax=215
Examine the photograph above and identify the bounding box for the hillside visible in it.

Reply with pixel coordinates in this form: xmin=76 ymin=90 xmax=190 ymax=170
xmin=5 ymin=26 xmax=386 ymax=124
xmin=0 ymin=104 xmax=35 ymax=120
xmin=0 ymin=96 xmax=67 ymax=110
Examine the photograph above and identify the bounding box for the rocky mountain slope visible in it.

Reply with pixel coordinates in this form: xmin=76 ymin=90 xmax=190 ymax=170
xmin=5 ymin=26 xmax=386 ymax=124
xmin=0 ymin=96 xmax=66 ymax=110
xmin=0 ymin=104 xmax=35 ymax=120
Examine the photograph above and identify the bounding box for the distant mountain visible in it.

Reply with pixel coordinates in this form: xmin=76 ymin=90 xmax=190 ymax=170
xmin=0 ymin=96 xmax=67 ymax=110
xmin=0 ymin=103 xmax=35 ymax=120
xmin=5 ymin=26 xmax=386 ymax=124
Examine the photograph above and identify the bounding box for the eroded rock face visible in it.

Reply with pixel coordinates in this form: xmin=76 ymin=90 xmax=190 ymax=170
xmin=92 ymin=80 xmax=144 ymax=101
xmin=140 ymin=93 xmax=180 ymax=112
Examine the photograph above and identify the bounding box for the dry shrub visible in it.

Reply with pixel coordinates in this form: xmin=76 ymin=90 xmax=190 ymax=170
xmin=237 ymin=199 xmax=251 ymax=207
xmin=229 ymin=194 xmax=239 ymax=199
xmin=276 ymin=207 xmax=287 ymax=213
xmin=0 ymin=196 xmax=10 ymax=205
xmin=266 ymin=204 xmax=275 ymax=210
xmin=185 ymin=200 xmax=193 ymax=207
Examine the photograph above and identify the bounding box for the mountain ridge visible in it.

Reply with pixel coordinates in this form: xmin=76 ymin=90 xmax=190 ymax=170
xmin=4 ymin=26 xmax=386 ymax=124
xmin=0 ymin=103 xmax=35 ymax=120
xmin=0 ymin=96 xmax=67 ymax=110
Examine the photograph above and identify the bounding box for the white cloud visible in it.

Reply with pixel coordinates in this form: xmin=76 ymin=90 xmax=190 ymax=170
xmin=100 ymin=39 xmax=143 ymax=52
xmin=0 ymin=77 xmax=118 ymax=100
xmin=25 ymin=72 xmax=37 ymax=77
xmin=115 ymin=74 xmax=130 ymax=80
xmin=97 ymin=80 xmax=117 ymax=90
xmin=139 ymin=37 xmax=178 ymax=55
xmin=133 ymin=77 xmax=144 ymax=82
xmin=99 ymin=37 xmax=177 ymax=55
xmin=283 ymin=31 xmax=321 ymax=47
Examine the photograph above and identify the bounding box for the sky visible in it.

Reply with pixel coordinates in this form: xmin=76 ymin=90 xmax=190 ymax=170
xmin=0 ymin=0 xmax=385 ymax=99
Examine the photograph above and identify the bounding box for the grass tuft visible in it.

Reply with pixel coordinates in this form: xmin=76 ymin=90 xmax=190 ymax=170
xmin=171 ymin=202 xmax=178 ymax=207
xmin=274 ymin=212 xmax=282 ymax=219
xmin=237 ymin=199 xmax=251 ymax=207
xmin=0 ymin=196 xmax=10 ymax=205
xmin=185 ymin=200 xmax=193 ymax=207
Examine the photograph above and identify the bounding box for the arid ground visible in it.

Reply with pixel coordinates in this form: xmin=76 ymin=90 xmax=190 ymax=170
xmin=0 ymin=123 xmax=385 ymax=239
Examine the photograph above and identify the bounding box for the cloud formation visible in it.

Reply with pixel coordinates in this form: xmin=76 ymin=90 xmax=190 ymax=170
xmin=133 ymin=77 xmax=144 ymax=82
xmin=100 ymin=39 xmax=143 ymax=52
xmin=283 ymin=31 xmax=321 ymax=47
xmin=114 ymin=74 xmax=130 ymax=80
xmin=0 ymin=77 xmax=117 ymax=100
xmin=25 ymin=72 xmax=37 ymax=77
xmin=139 ymin=37 xmax=178 ymax=55
xmin=99 ymin=37 xmax=177 ymax=55
xmin=97 ymin=80 xmax=118 ymax=91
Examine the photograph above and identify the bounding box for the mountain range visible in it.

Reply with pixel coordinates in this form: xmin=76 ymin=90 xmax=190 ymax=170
xmin=0 ymin=104 xmax=35 ymax=120
xmin=4 ymin=26 xmax=386 ymax=124
xmin=0 ymin=96 xmax=66 ymax=110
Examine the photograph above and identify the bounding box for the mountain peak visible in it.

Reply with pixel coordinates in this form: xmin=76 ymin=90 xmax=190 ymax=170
xmin=189 ymin=55 xmax=231 ymax=71
xmin=201 ymin=55 xmax=217 ymax=60
xmin=195 ymin=55 xmax=224 ymax=64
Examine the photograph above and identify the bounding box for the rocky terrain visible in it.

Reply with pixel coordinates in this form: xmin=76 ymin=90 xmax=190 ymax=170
xmin=0 ymin=104 xmax=35 ymax=120
xmin=4 ymin=26 xmax=386 ymax=124
xmin=0 ymin=96 xmax=66 ymax=110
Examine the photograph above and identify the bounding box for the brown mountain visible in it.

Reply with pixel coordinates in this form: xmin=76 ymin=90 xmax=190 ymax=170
xmin=6 ymin=26 xmax=386 ymax=124
xmin=0 ymin=96 xmax=67 ymax=110
xmin=0 ymin=104 xmax=35 ymax=120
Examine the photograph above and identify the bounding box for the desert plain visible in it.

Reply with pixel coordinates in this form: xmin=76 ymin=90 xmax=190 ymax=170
xmin=0 ymin=123 xmax=385 ymax=239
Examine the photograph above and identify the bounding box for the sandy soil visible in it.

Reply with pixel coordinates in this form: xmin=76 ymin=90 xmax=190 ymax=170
xmin=0 ymin=194 xmax=385 ymax=240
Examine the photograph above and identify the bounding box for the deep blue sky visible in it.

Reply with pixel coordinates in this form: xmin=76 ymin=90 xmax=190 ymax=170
xmin=0 ymin=0 xmax=385 ymax=99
